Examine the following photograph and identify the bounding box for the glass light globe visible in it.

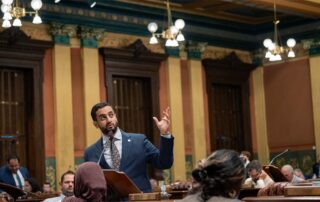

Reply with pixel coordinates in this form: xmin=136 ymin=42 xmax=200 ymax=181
xmin=174 ymin=19 xmax=185 ymax=30
xmin=170 ymin=25 xmax=178 ymax=35
xmin=147 ymin=22 xmax=158 ymax=33
xmin=265 ymin=51 xmax=272 ymax=59
xmin=149 ymin=36 xmax=158 ymax=44
xmin=32 ymin=14 xmax=42 ymax=24
xmin=268 ymin=43 xmax=275 ymax=51
xmin=54 ymin=0 xmax=61 ymax=2
xmin=286 ymin=38 xmax=296 ymax=48
xmin=2 ymin=19 xmax=11 ymax=28
xmin=1 ymin=4 xmax=11 ymax=13
xmin=171 ymin=39 xmax=179 ymax=47
xmin=288 ymin=50 xmax=295 ymax=58
xmin=263 ymin=38 xmax=272 ymax=48
xmin=13 ymin=18 xmax=22 ymax=26
xmin=3 ymin=12 xmax=12 ymax=20
xmin=176 ymin=32 xmax=185 ymax=41
xmin=31 ymin=0 xmax=42 ymax=10
xmin=2 ymin=0 xmax=13 ymax=5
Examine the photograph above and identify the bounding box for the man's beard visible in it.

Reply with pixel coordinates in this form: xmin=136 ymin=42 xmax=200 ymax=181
xmin=63 ymin=189 xmax=74 ymax=197
xmin=101 ymin=122 xmax=118 ymax=136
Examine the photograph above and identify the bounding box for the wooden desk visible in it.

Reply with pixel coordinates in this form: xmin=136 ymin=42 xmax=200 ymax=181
xmin=242 ymin=196 xmax=320 ymax=201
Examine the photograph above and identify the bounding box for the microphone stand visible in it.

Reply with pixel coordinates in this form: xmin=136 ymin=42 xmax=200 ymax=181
xmin=269 ymin=149 xmax=289 ymax=165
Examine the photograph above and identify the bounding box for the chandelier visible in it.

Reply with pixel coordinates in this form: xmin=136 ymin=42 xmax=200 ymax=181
xmin=147 ymin=0 xmax=185 ymax=47
xmin=1 ymin=0 xmax=43 ymax=28
xmin=263 ymin=0 xmax=296 ymax=62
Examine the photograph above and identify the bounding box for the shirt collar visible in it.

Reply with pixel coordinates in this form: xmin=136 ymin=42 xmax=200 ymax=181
xmin=102 ymin=127 xmax=122 ymax=144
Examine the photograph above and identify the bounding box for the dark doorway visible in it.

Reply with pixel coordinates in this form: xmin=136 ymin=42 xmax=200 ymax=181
xmin=203 ymin=52 xmax=256 ymax=153
xmin=0 ymin=28 xmax=52 ymax=184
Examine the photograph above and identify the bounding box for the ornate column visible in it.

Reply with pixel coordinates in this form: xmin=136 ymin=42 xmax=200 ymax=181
xmin=165 ymin=47 xmax=186 ymax=181
xmin=78 ymin=26 xmax=105 ymax=146
xmin=252 ymin=67 xmax=270 ymax=164
xmin=49 ymin=23 xmax=77 ymax=185
xmin=186 ymin=47 xmax=207 ymax=164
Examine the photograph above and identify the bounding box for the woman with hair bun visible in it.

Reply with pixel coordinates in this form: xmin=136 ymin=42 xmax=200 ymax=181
xmin=182 ymin=149 xmax=245 ymax=202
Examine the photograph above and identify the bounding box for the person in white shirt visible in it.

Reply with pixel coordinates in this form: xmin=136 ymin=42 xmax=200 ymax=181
xmin=43 ymin=170 xmax=75 ymax=202
xmin=244 ymin=160 xmax=274 ymax=188
xmin=281 ymin=164 xmax=304 ymax=184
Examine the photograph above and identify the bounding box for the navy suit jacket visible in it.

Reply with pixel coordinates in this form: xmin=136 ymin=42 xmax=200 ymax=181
xmin=84 ymin=130 xmax=174 ymax=193
xmin=0 ymin=166 xmax=29 ymax=188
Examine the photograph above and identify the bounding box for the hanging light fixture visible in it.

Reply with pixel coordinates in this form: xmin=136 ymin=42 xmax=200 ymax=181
xmin=147 ymin=0 xmax=185 ymax=47
xmin=1 ymin=0 xmax=43 ymax=28
xmin=263 ymin=0 xmax=296 ymax=62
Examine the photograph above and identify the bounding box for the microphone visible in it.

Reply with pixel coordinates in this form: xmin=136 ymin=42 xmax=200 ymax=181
xmin=269 ymin=149 xmax=289 ymax=165
xmin=97 ymin=143 xmax=108 ymax=165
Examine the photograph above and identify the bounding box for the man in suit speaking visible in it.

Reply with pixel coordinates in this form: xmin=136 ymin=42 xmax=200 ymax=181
xmin=84 ymin=102 xmax=174 ymax=193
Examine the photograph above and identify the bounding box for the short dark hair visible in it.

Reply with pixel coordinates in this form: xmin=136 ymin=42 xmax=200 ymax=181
xmin=241 ymin=151 xmax=251 ymax=160
xmin=90 ymin=102 xmax=114 ymax=121
xmin=246 ymin=160 xmax=262 ymax=173
xmin=7 ymin=154 xmax=20 ymax=163
xmin=25 ymin=177 xmax=42 ymax=193
xmin=61 ymin=170 xmax=75 ymax=183
xmin=191 ymin=149 xmax=245 ymax=200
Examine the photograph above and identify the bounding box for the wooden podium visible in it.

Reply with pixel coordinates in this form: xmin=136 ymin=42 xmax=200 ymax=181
xmin=263 ymin=165 xmax=288 ymax=182
xmin=103 ymin=169 xmax=141 ymax=200
xmin=0 ymin=182 xmax=25 ymax=200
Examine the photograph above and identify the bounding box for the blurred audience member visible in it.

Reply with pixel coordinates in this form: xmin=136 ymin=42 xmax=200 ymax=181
xmin=243 ymin=160 xmax=274 ymax=188
xmin=182 ymin=149 xmax=245 ymax=202
xmin=43 ymin=181 xmax=52 ymax=193
xmin=240 ymin=151 xmax=251 ymax=168
xmin=281 ymin=165 xmax=304 ymax=184
xmin=24 ymin=177 xmax=42 ymax=193
xmin=293 ymin=168 xmax=305 ymax=180
xmin=62 ymin=162 xmax=107 ymax=202
xmin=312 ymin=154 xmax=320 ymax=179
xmin=0 ymin=155 xmax=29 ymax=189
xmin=43 ymin=170 xmax=75 ymax=202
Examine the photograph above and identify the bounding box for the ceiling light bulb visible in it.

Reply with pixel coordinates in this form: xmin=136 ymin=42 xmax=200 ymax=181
xmin=176 ymin=32 xmax=184 ymax=41
xmin=3 ymin=11 xmax=12 ymax=20
xmin=265 ymin=51 xmax=272 ymax=59
xmin=33 ymin=14 xmax=42 ymax=24
xmin=170 ymin=25 xmax=178 ymax=35
xmin=149 ymin=36 xmax=158 ymax=44
xmin=147 ymin=22 xmax=158 ymax=33
xmin=1 ymin=4 xmax=11 ymax=13
xmin=286 ymin=38 xmax=296 ymax=48
xmin=31 ymin=0 xmax=43 ymax=10
xmin=54 ymin=0 xmax=61 ymax=2
xmin=263 ymin=38 xmax=272 ymax=48
xmin=288 ymin=50 xmax=295 ymax=58
xmin=88 ymin=0 xmax=96 ymax=8
xmin=13 ymin=18 xmax=22 ymax=26
xmin=268 ymin=43 xmax=275 ymax=51
xmin=2 ymin=19 xmax=11 ymax=28
xmin=174 ymin=19 xmax=185 ymax=30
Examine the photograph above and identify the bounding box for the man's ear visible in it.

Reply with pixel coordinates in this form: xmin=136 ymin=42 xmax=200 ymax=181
xmin=93 ymin=121 xmax=98 ymax=128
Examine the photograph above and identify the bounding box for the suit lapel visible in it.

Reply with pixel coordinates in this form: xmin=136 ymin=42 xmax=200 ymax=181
xmin=120 ymin=132 xmax=131 ymax=170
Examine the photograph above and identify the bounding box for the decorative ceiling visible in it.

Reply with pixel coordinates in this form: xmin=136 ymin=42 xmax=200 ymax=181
xmin=39 ymin=0 xmax=320 ymax=50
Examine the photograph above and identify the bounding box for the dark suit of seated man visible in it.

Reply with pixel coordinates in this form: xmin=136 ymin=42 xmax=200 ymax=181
xmin=0 ymin=155 xmax=29 ymax=189
xmin=84 ymin=102 xmax=174 ymax=193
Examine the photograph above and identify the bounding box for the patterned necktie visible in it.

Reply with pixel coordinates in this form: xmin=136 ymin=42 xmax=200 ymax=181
xmin=110 ymin=136 xmax=120 ymax=170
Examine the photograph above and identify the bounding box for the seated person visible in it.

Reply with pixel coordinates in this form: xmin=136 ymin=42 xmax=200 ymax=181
xmin=243 ymin=160 xmax=274 ymax=188
xmin=42 ymin=181 xmax=52 ymax=193
xmin=62 ymin=162 xmax=107 ymax=202
xmin=0 ymin=155 xmax=29 ymax=189
xmin=281 ymin=164 xmax=304 ymax=184
xmin=182 ymin=149 xmax=245 ymax=202
xmin=24 ymin=177 xmax=42 ymax=193
xmin=44 ymin=170 xmax=75 ymax=202
xmin=293 ymin=168 xmax=305 ymax=180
